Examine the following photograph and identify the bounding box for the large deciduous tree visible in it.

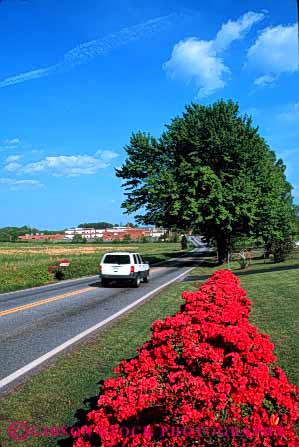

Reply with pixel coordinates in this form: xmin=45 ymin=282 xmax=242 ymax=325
xmin=116 ymin=100 xmax=295 ymax=263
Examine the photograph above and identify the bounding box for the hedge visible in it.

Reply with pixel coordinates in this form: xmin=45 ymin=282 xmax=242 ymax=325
xmin=69 ymin=270 xmax=299 ymax=446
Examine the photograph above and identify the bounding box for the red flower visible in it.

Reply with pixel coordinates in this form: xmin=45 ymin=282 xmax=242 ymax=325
xmin=70 ymin=270 xmax=299 ymax=447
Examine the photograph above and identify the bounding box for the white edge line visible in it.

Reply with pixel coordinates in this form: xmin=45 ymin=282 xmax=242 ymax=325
xmin=0 ymin=266 xmax=194 ymax=390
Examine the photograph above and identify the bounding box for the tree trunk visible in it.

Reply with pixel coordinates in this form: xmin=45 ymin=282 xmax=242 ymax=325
xmin=216 ymin=236 xmax=229 ymax=265
xmin=264 ymin=241 xmax=272 ymax=259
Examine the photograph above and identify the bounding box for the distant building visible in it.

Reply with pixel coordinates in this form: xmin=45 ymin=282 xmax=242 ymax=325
xmin=64 ymin=225 xmax=167 ymax=241
xmin=18 ymin=233 xmax=64 ymax=241
xmin=64 ymin=228 xmax=102 ymax=240
xmin=17 ymin=226 xmax=167 ymax=242
xmin=147 ymin=228 xmax=167 ymax=239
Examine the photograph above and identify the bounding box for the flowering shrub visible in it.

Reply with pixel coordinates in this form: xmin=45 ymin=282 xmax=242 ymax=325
xmin=71 ymin=270 xmax=299 ymax=447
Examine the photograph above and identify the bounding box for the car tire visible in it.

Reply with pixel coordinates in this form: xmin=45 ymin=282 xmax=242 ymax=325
xmin=143 ymin=272 xmax=149 ymax=283
xmin=132 ymin=274 xmax=141 ymax=288
xmin=101 ymin=278 xmax=109 ymax=287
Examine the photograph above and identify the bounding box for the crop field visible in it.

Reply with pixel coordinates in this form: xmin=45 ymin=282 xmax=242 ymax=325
xmin=0 ymin=241 xmax=184 ymax=293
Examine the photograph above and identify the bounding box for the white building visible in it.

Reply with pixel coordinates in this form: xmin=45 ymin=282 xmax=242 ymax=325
xmin=64 ymin=226 xmax=167 ymax=241
xmin=148 ymin=227 xmax=167 ymax=238
xmin=64 ymin=228 xmax=105 ymax=240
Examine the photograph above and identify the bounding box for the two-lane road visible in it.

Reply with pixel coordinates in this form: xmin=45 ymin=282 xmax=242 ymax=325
xmin=0 ymin=247 xmax=210 ymax=392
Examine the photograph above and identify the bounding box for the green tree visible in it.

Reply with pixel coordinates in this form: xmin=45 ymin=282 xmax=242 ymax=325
xmin=0 ymin=225 xmax=38 ymax=242
xmin=93 ymin=237 xmax=103 ymax=244
xmin=116 ymin=100 xmax=295 ymax=264
xmin=78 ymin=222 xmax=114 ymax=229
xmin=169 ymin=231 xmax=179 ymax=243
xmin=72 ymin=234 xmax=87 ymax=244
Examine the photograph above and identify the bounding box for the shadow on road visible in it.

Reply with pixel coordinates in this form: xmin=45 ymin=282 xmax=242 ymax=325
xmin=88 ymin=280 xmax=132 ymax=288
xmin=183 ymin=263 xmax=299 ymax=283
xmin=142 ymin=249 xmax=217 ymax=266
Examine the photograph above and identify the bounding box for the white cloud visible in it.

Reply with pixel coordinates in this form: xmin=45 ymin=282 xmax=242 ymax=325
xmin=3 ymin=155 xmax=22 ymax=172
xmin=95 ymin=150 xmax=119 ymax=161
xmin=164 ymin=11 xmax=265 ymax=97
xmin=5 ymin=162 xmax=22 ymax=172
xmin=5 ymin=138 xmax=20 ymax=145
xmin=164 ymin=39 xmax=229 ymax=97
xmin=0 ymin=138 xmax=21 ymax=151
xmin=5 ymin=154 xmax=22 ymax=163
xmin=0 ymin=178 xmax=43 ymax=190
xmin=0 ymin=13 xmax=180 ymax=89
xmin=254 ymin=74 xmax=277 ymax=86
xmin=214 ymin=11 xmax=266 ymax=52
xmin=23 ymin=156 xmax=107 ymax=176
xmin=277 ymin=103 xmax=299 ymax=122
xmin=21 ymin=151 xmax=119 ymax=177
xmin=247 ymin=24 xmax=298 ymax=85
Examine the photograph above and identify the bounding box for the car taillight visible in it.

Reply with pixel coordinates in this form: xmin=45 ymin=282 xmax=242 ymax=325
xmin=130 ymin=265 xmax=135 ymax=273
xmin=99 ymin=264 xmax=102 ymax=273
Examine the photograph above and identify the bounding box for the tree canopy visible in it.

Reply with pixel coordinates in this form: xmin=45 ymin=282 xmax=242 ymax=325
xmin=116 ymin=100 xmax=296 ymax=263
xmin=78 ymin=222 xmax=139 ymax=229
xmin=0 ymin=226 xmax=64 ymax=242
xmin=78 ymin=222 xmax=115 ymax=229
xmin=0 ymin=226 xmax=38 ymax=242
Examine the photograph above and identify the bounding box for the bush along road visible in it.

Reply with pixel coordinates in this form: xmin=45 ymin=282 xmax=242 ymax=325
xmin=70 ymin=270 xmax=299 ymax=447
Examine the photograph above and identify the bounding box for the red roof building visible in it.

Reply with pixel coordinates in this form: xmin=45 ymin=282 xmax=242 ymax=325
xmin=18 ymin=233 xmax=64 ymax=241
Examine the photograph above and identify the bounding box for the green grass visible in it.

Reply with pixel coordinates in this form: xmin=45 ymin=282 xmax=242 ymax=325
xmin=0 ymin=241 xmax=185 ymax=293
xmin=0 ymin=254 xmax=298 ymax=447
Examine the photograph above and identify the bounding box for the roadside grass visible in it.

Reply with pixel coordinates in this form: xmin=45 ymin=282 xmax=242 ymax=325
xmin=0 ymin=242 xmax=184 ymax=293
xmin=0 ymin=254 xmax=298 ymax=447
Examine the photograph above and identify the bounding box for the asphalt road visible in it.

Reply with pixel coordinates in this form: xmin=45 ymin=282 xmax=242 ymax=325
xmin=0 ymin=244 xmax=210 ymax=392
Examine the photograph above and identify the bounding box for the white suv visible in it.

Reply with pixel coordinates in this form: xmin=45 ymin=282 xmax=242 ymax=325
xmin=99 ymin=252 xmax=150 ymax=287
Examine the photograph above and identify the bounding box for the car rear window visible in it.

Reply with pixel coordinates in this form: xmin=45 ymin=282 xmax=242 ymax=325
xmin=103 ymin=255 xmax=131 ymax=264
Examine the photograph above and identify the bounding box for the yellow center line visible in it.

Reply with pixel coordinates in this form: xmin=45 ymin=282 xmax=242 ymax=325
xmin=0 ymin=287 xmax=93 ymax=318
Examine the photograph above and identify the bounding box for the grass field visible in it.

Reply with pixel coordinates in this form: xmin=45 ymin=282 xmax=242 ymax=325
xmin=0 ymin=241 xmax=184 ymax=293
xmin=0 ymin=253 xmax=298 ymax=447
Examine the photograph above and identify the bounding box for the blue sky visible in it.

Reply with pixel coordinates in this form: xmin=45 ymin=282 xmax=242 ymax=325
xmin=0 ymin=0 xmax=298 ymax=229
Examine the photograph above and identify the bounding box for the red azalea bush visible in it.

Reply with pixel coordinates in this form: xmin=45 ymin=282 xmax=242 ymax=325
xmin=71 ymin=270 xmax=299 ymax=447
